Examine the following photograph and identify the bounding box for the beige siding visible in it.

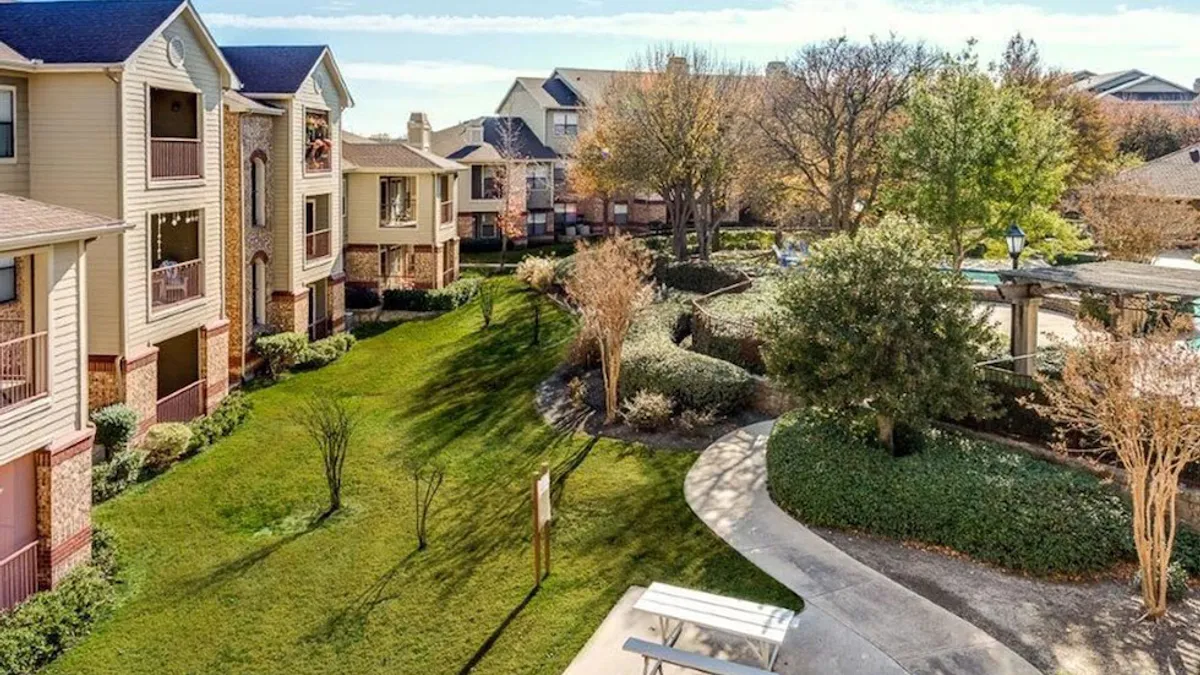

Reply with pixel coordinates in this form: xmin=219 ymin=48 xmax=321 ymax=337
xmin=28 ymin=73 xmax=120 ymax=216
xmin=0 ymin=242 xmax=87 ymax=465
xmin=121 ymin=13 xmax=224 ymax=352
xmin=347 ymin=171 xmax=458 ymax=247
xmin=270 ymin=105 xmax=292 ymax=292
xmin=498 ymin=83 xmax=545 ymax=140
xmin=290 ymin=60 xmax=346 ymax=290
xmin=0 ymin=72 xmax=30 ymax=197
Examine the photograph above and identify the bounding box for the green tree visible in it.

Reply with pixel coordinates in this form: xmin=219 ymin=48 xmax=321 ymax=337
xmin=885 ymin=45 xmax=1078 ymax=268
xmin=760 ymin=217 xmax=996 ymax=451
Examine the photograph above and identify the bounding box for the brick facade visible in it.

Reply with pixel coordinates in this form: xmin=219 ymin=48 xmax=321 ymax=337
xmin=0 ymin=256 xmax=30 ymax=328
xmin=345 ymin=245 xmax=381 ymax=289
xmin=269 ymin=289 xmax=308 ymax=333
xmin=201 ymin=320 xmax=230 ymax=413
xmin=123 ymin=346 xmax=159 ymax=437
xmin=457 ymin=214 xmax=475 ymax=239
xmin=87 ymin=355 xmax=122 ymax=411
xmin=330 ymin=274 xmax=346 ymax=332
xmin=34 ymin=429 xmax=94 ymax=589
xmin=411 ymin=245 xmax=437 ymax=289
xmin=223 ymin=108 xmax=246 ymax=383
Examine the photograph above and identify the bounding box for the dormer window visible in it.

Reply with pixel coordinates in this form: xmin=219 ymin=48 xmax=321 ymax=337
xmin=467 ymin=125 xmax=483 ymax=144
xmin=553 ymin=111 xmax=578 ymax=137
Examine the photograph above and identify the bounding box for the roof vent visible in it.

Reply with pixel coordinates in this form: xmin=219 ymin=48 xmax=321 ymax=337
xmin=1190 ymin=148 xmax=1200 ymax=163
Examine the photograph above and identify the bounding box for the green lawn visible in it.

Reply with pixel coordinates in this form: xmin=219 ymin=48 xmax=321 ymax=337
xmin=53 ymin=281 xmax=795 ymax=674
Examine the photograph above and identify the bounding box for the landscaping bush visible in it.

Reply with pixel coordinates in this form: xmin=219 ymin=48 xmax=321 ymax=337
xmin=678 ymin=407 xmax=719 ymax=435
xmin=382 ymin=278 xmax=481 ymax=311
xmin=621 ymin=390 xmax=674 ymax=430
xmin=345 ymin=285 xmax=381 ymax=310
xmin=620 ymin=299 xmax=755 ymax=413
xmin=655 ymin=260 xmax=746 ymax=294
xmin=91 ymin=449 xmax=145 ymax=503
xmin=767 ymin=410 xmax=1200 ymax=576
xmin=0 ymin=534 xmax=120 ymax=674
xmin=141 ymin=423 xmax=192 ymax=470
xmin=297 ymin=333 xmax=357 ymax=370
xmin=515 ymin=255 xmax=558 ymax=291
xmin=255 ymin=332 xmax=308 ymax=378
xmin=1132 ymin=562 xmax=1189 ymax=603
xmin=189 ymin=392 xmax=251 ymax=451
xmin=90 ymin=404 xmax=138 ymax=454
xmin=692 ymin=309 xmax=763 ymax=373
xmin=717 ymin=228 xmax=776 ymax=251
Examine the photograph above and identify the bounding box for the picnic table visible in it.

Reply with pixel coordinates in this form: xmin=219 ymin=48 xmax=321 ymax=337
xmin=633 ymin=582 xmax=796 ymax=671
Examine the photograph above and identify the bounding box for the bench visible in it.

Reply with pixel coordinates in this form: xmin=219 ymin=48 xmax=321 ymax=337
xmin=623 ymin=637 xmax=774 ymax=675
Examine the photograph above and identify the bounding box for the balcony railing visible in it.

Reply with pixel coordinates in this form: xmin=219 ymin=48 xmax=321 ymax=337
xmin=150 ymin=138 xmax=202 ymax=181
xmin=442 ymin=267 xmax=458 ymax=287
xmin=306 ymin=230 xmax=331 ymax=261
xmin=0 ymin=541 xmax=38 ymax=614
xmin=0 ymin=332 xmax=47 ymax=412
xmin=308 ymin=316 xmax=332 ymax=342
xmin=156 ymin=380 xmax=205 ymax=423
xmin=381 ymin=199 xmax=417 ymax=227
xmin=151 ymin=259 xmax=203 ymax=310
xmin=439 ymin=200 xmax=454 ymax=224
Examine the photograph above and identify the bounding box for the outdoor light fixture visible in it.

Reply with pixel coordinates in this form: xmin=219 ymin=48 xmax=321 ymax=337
xmin=1005 ymin=222 xmax=1027 ymax=270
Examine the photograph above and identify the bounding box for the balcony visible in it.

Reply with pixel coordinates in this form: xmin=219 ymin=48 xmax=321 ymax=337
xmin=0 ymin=331 xmax=48 ymax=413
xmin=156 ymin=380 xmax=204 ymax=423
xmin=526 ymin=188 xmax=552 ymax=211
xmin=381 ymin=198 xmax=416 ymax=227
xmin=306 ymin=230 xmax=331 ymax=261
xmin=439 ymin=200 xmax=454 ymax=224
xmin=150 ymin=258 xmax=203 ymax=310
xmin=150 ymin=138 xmax=202 ymax=180
xmin=0 ymin=541 xmax=38 ymax=613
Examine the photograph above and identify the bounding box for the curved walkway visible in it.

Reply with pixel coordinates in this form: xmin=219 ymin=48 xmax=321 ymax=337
xmin=686 ymin=421 xmax=1040 ymax=675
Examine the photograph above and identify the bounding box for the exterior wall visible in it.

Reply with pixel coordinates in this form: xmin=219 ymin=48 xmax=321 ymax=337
xmin=34 ymin=430 xmax=94 ymax=588
xmin=542 ymin=108 xmax=578 ymax=157
xmin=119 ymin=13 xmax=225 ymax=357
xmin=223 ymin=107 xmax=244 ymax=381
xmin=0 ymin=242 xmax=89 ymax=467
xmin=122 ymin=346 xmax=158 ymax=436
xmin=330 ymin=274 xmax=346 ymax=333
xmin=346 ymin=171 xmax=432 ymax=246
xmin=497 ymin=82 xmax=546 ymax=141
xmin=200 ymin=320 xmax=229 ymax=413
xmin=0 ymin=72 xmax=31 ymax=197
xmin=457 ymin=214 xmax=476 ymax=239
xmin=268 ymin=289 xmax=308 ymax=333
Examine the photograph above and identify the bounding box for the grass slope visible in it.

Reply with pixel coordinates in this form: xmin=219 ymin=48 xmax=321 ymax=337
xmin=52 ymin=281 xmax=794 ymax=674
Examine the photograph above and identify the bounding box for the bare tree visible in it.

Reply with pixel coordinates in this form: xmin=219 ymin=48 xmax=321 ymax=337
xmin=405 ymin=455 xmax=446 ymax=550
xmin=752 ymin=36 xmax=932 ymax=234
xmin=564 ymin=236 xmax=653 ymax=423
xmin=1077 ymin=181 xmax=1200 ymax=263
xmin=294 ymin=395 xmax=357 ymax=516
xmin=490 ymin=114 xmax=528 ymax=271
xmin=1033 ymin=323 xmax=1200 ymax=618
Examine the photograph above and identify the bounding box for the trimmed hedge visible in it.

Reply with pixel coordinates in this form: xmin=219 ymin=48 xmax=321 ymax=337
xmin=654 ymin=260 xmax=745 ymax=294
xmin=255 ymin=332 xmax=308 ymax=377
xmin=90 ymin=404 xmax=138 ymax=454
xmin=382 ymin=277 xmax=482 ymax=311
xmin=620 ymin=299 xmax=755 ymax=413
xmin=767 ymin=411 xmax=1200 ymax=576
xmin=297 ymin=333 xmax=357 ymax=370
xmin=346 ymin=285 xmax=380 ymax=310
xmin=92 ymin=449 xmax=145 ymax=503
xmin=189 ymin=391 xmax=251 ymax=450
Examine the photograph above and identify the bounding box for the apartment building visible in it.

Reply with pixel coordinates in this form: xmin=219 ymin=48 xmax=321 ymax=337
xmin=0 ymin=197 xmax=128 ymax=610
xmin=342 ymin=116 xmax=464 ymax=291
xmin=0 ymin=0 xmax=242 ymax=436
xmin=1071 ymin=69 xmax=1199 ymax=106
xmin=220 ymin=46 xmax=354 ymax=381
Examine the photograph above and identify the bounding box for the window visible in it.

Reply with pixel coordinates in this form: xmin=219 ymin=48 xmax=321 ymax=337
xmin=149 ymin=210 xmax=203 ymax=309
xmin=526 ymin=164 xmax=550 ymax=192
xmin=475 ymin=213 xmax=497 ymax=239
xmin=379 ymin=177 xmax=416 ymax=225
xmin=0 ymin=87 xmax=14 ymax=160
xmin=614 ymin=202 xmax=629 ymax=225
xmin=554 ymin=202 xmax=577 ymax=226
xmin=250 ymin=259 xmax=267 ymax=326
xmin=472 ymin=165 xmax=501 ymax=200
xmin=250 ymin=156 xmax=266 ymax=226
xmin=553 ymin=164 xmax=567 ymax=190
xmin=379 ymin=248 xmax=389 ymax=276
xmin=526 ymin=211 xmax=548 ymax=237
xmin=305 ymin=195 xmax=332 ymax=260
xmin=467 ymin=125 xmax=484 ymax=144
xmin=552 ymin=111 xmax=578 ymax=136
xmin=304 ymin=109 xmax=332 ymax=173
xmin=148 ymin=88 xmax=200 ymax=180
xmin=0 ymin=257 xmax=14 ymax=303
xmin=437 ymin=174 xmax=452 ymax=202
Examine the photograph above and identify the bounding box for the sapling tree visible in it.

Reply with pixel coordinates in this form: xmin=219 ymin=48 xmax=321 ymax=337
xmin=1033 ymin=322 xmax=1200 ymax=619
xmin=478 ymin=279 xmax=495 ymax=329
xmin=564 ymin=236 xmax=653 ymax=423
xmin=405 ymin=455 xmax=446 ymax=550
xmin=294 ymin=395 xmax=357 ymax=516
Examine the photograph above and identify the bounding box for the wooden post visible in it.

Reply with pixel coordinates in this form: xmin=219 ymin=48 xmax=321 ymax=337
xmin=532 ymin=470 xmax=542 ymax=588
xmin=541 ymin=463 xmax=551 ymax=577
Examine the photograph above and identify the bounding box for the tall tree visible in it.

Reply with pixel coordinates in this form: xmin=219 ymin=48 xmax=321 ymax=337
xmin=752 ymin=36 xmax=933 ymax=234
xmin=885 ymin=45 xmax=1076 ymax=269
xmin=490 ymin=115 xmax=529 ymax=272
xmin=569 ymin=108 xmax=634 ymax=236
xmin=1077 ymin=181 xmax=1200 ymax=263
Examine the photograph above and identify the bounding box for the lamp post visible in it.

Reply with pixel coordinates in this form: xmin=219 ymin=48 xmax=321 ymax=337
xmin=1005 ymin=222 xmax=1027 ymax=270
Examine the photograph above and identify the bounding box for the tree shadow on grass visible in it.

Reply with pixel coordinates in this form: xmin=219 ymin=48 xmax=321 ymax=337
xmin=456 ymin=586 xmax=541 ymax=675
xmin=302 ymin=549 xmax=422 ymax=649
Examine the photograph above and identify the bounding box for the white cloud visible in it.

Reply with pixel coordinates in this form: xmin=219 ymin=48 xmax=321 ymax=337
xmin=342 ymin=61 xmax=524 ymax=86
xmin=205 ymin=0 xmax=1200 ymax=55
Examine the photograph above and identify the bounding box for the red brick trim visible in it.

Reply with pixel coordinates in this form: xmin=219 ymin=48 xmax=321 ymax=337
xmin=345 ymin=244 xmax=380 ymax=254
xmin=49 ymin=526 xmax=91 ymax=567
xmin=124 ymin=346 xmax=159 ymax=372
xmin=88 ymin=354 xmax=120 ymax=372
xmin=330 ymin=272 xmax=346 ymax=285
xmin=332 ymin=316 xmax=346 ymax=330
xmin=46 ymin=429 xmax=95 ymax=467
xmin=271 ymin=289 xmax=306 ymax=301
xmin=202 ymin=319 xmax=231 ymax=338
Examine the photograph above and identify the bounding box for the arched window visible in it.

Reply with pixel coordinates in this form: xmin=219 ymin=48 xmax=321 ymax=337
xmin=250 ymin=258 xmax=268 ymax=326
xmin=250 ymin=156 xmax=267 ymax=227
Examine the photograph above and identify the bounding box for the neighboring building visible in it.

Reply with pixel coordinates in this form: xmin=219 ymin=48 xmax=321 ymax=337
xmin=219 ymin=45 xmax=354 ymax=381
xmin=1111 ymin=142 xmax=1200 ymax=249
xmin=0 ymin=0 xmax=242 ymax=432
xmin=1071 ymin=70 xmax=1199 ymax=105
xmin=342 ymin=118 xmax=465 ymax=291
xmin=0 ymin=195 xmax=129 ymax=611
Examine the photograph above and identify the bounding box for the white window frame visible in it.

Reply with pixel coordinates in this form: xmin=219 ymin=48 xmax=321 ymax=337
xmin=476 ymin=213 xmax=497 ymax=239
xmin=552 ymin=111 xmax=578 ymax=137
xmin=0 ymin=85 xmax=16 ymax=164
xmin=302 ymin=106 xmax=334 ymax=176
xmin=144 ymin=83 xmax=205 ymax=188
xmin=250 ymin=259 xmax=267 ymax=327
xmin=526 ymin=211 xmax=549 ymax=236
xmin=250 ymin=156 xmax=267 ymax=227
xmin=379 ymin=176 xmax=417 ymax=227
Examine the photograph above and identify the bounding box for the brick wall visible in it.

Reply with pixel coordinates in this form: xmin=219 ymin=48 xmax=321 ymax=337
xmin=87 ymin=355 xmax=122 ymax=411
xmin=630 ymin=200 xmax=667 ymax=225
xmin=123 ymin=346 xmax=159 ymax=437
xmin=0 ymin=256 xmax=30 ymax=328
xmin=411 ymin=245 xmax=437 ymax=289
xmin=457 ymin=214 xmax=475 ymax=239
xmin=223 ymin=108 xmax=245 ymax=383
xmin=34 ymin=429 xmax=94 ymax=589
xmin=330 ymin=274 xmax=346 ymax=332
xmin=268 ymin=290 xmax=308 ymax=334
xmin=201 ymin=320 xmax=230 ymax=413
xmin=345 ymin=245 xmax=379 ymax=288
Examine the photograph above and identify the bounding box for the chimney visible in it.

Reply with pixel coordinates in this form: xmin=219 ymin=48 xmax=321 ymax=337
xmin=1189 ymin=148 xmax=1200 ymax=163
xmin=407 ymin=112 xmax=431 ymax=152
xmin=1193 ymin=78 xmax=1200 ymax=94
xmin=765 ymin=60 xmax=786 ymax=76
xmin=667 ymin=55 xmax=688 ymax=76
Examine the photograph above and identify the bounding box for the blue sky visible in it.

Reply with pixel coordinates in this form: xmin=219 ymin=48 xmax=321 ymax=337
xmin=193 ymin=0 xmax=1200 ymax=136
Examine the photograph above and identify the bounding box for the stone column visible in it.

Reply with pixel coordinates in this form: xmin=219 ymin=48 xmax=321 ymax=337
xmin=34 ymin=429 xmax=95 ymax=589
xmin=201 ymin=320 xmax=230 ymax=413
xmin=123 ymin=345 xmax=159 ymax=437
xmin=999 ymin=283 xmax=1042 ymax=377
xmin=330 ymin=273 xmax=346 ymax=333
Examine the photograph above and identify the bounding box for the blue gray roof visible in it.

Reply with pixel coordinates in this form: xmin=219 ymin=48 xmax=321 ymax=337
xmin=445 ymin=117 xmax=557 ymax=161
xmin=0 ymin=0 xmax=182 ymax=64
xmin=541 ymin=77 xmax=580 ymax=107
xmin=221 ymin=45 xmax=327 ymax=95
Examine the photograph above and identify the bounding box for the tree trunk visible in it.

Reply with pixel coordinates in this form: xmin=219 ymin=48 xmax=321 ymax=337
xmin=602 ymin=196 xmax=611 ymax=236
xmin=499 ymin=236 xmax=509 ymax=272
xmin=876 ymin=413 xmax=895 ymax=455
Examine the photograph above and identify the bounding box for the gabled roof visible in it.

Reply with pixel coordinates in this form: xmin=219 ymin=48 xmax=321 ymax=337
xmin=434 ymin=117 xmax=558 ymax=163
xmin=1071 ymin=69 xmax=1195 ymax=97
xmin=550 ymin=68 xmax=624 ymax=106
xmin=221 ymin=45 xmax=354 ymax=105
xmin=0 ymin=195 xmax=129 ymax=250
xmin=342 ymin=138 xmax=464 ymax=173
xmin=1114 ymin=142 xmax=1200 ymax=199
xmin=223 ymin=91 xmax=283 ymax=116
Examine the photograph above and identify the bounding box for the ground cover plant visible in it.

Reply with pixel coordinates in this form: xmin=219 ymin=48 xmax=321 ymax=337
xmin=51 ymin=279 xmax=795 ymax=675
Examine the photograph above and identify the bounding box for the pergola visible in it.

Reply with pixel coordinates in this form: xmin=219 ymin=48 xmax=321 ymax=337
xmin=996 ymin=261 xmax=1200 ymax=375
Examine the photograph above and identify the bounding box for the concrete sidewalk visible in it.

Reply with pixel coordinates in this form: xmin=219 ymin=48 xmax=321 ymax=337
xmin=685 ymin=422 xmax=1040 ymax=675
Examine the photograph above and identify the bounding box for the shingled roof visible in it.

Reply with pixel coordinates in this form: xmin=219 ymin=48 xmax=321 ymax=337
xmin=435 ymin=117 xmax=558 ymax=163
xmin=0 ymin=0 xmax=182 ymax=64
xmin=1115 ymin=143 xmax=1200 ymax=199
xmin=343 ymin=140 xmax=464 ymax=172
xmin=221 ymin=45 xmax=327 ymax=95
xmin=0 ymin=195 xmax=128 ymax=249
